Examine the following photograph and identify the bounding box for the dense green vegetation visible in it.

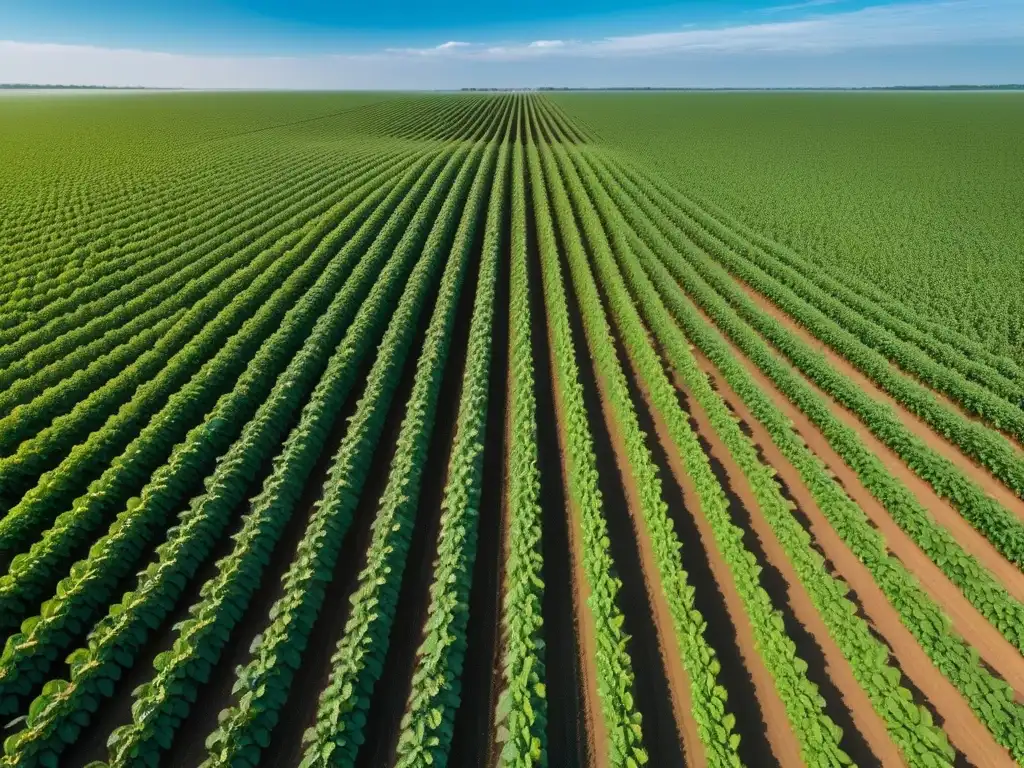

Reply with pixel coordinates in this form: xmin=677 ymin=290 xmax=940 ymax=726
xmin=1 ymin=90 xmax=1022 ymax=768
xmin=553 ymin=92 xmax=1024 ymax=364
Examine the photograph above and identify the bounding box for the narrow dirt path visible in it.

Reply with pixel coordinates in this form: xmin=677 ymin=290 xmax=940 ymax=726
xmin=682 ymin=336 xmax=1013 ymax=765
xmin=552 ymin=378 xmax=610 ymax=768
xmin=596 ymin=363 xmax=704 ymax=764
xmin=670 ymin=445 xmax=804 ymax=765
xmin=556 ymin=249 xmax=684 ymax=765
xmin=674 ymin=370 xmax=902 ymax=766
xmin=526 ymin=163 xmax=589 ymax=768
xmin=447 ymin=186 xmax=513 ymax=767
xmin=682 ymin=301 xmax=1024 ymax=692
xmin=734 ymin=280 xmax=1024 ymax=520
xmin=701 ymin=301 xmax=1024 ymax=605
xmin=632 ymin=377 xmax=805 ymax=765
xmin=729 ymin=257 xmax=1024 ymax=455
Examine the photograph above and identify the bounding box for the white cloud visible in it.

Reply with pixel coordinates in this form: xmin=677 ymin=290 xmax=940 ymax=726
xmin=526 ymin=0 xmax=1024 ymax=56
xmin=1 ymin=0 xmax=1021 ymax=87
xmin=762 ymin=0 xmax=842 ymax=14
xmin=385 ymin=39 xmax=478 ymax=55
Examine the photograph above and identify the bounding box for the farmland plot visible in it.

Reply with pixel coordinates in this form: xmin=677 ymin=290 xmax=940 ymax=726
xmin=1 ymin=90 xmax=1023 ymax=767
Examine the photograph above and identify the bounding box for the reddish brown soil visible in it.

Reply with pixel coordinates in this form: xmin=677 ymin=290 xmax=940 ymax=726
xmin=685 ymin=303 xmax=1024 ymax=693
xmin=715 ymin=304 xmax=1024 ymax=605
xmin=522 ymin=161 xmax=589 ymax=768
xmin=617 ymin=350 xmax=780 ymax=766
xmin=553 ymin=374 xmax=611 ymax=768
xmin=593 ymin=364 xmax=704 ymax=765
xmin=639 ymin=386 xmax=805 ymax=764
xmin=539 ymin=238 xmax=605 ymax=766
xmin=746 ymin=276 xmax=1024 ymax=455
xmin=448 ymin=164 xmax=513 ymax=768
xmin=555 ymin=214 xmax=686 ymax=764
xmin=674 ymin=370 xmax=903 ymax=766
xmin=734 ymin=281 xmax=1024 ymax=521
xmin=684 ymin=334 xmax=1013 ymax=765
xmin=676 ymin=461 xmax=804 ymax=764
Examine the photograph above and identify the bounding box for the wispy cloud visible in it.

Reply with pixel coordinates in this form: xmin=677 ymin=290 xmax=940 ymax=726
xmin=1 ymin=0 xmax=1022 ymax=87
xmin=386 ymin=39 xmax=477 ymax=55
xmin=539 ymin=0 xmax=1018 ymax=57
xmin=761 ymin=0 xmax=843 ymax=14
xmin=383 ymin=0 xmax=1023 ymax=60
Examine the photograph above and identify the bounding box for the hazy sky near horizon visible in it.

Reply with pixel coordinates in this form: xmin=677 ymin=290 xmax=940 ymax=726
xmin=1 ymin=0 xmax=1021 ymax=88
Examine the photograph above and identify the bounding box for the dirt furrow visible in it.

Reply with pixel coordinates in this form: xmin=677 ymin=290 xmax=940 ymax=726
xmin=683 ymin=298 xmax=1024 ymax=689
xmin=700 ymin=301 xmax=1024 ymax=605
xmin=672 ymin=369 xmax=900 ymax=765
xmin=447 ymin=164 xmax=512 ymax=767
xmin=683 ymin=333 xmax=1012 ymax=765
xmin=694 ymin=337 xmax=1024 ymax=694
xmin=554 ymin=236 xmax=683 ymax=764
xmin=734 ymin=280 xmax=1024 ymax=520
xmin=663 ymin=428 xmax=803 ymax=764
xmin=595 ymin=339 xmax=703 ymax=764
xmin=525 ymin=155 xmax=589 ymax=768
xmin=552 ymin=376 xmax=610 ymax=768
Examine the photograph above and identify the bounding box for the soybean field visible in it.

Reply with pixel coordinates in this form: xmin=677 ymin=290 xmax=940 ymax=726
xmin=2 ymin=90 xmax=1024 ymax=768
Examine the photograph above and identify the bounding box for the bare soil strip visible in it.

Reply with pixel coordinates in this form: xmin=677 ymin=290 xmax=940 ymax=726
xmin=654 ymin=408 xmax=804 ymax=765
xmin=448 ymin=170 xmax=513 ymax=767
xmin=553 ymin=377 xmax=609 ymax=768
xmin=587 ymin=333 xmax=779 ymax=762
xmin=693 ymin=299 xmax=1024 ymax=605
xmin=734 ymin=259 xmax=1024 ymax=454
xmin=707 ymin=337 xmax=1024 ymax=693
xmin=592 ymin=295 xmax=705 ymax=765
xmin=355 ymin=199 xmax=487 ymax=767
xmin=734 ymin=281 xmax=1024 ymax=520
xmin=684 ymin=299 xmax=1024 ymax=690
xmin=528 ymin=179 xmax=590 ymax=768
xmin=672 ymin=372 xmax=901 ymax=766
xmin=556 ymin=231 xmax=684 ymax=766
xmin=685 ymin=337 xmax=1013 ymax=765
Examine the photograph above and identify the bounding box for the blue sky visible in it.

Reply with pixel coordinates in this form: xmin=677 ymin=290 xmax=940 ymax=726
xmin=1 ymin=0 xmax=1022 ymax=88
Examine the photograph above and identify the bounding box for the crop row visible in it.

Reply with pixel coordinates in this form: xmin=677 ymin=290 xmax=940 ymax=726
xmin=199 ymin=142 xmax=483 ymax=768
xmin=393 ymin=131 xmax=512 ymax=766
xmin=0 ymin=148 xmax=463 ymax=749
xmin=0 ymin=146 xmax=420 ymax=462
xmin=541 ymin=125 xmax=844 ymax=765
xmin=0 ymin=138 xmax=404 ymax=375
xmin=300 ymin=138 xmax=498 ymax=768
xmin=567 ymin=144 xmax=957 ymax=766
xmin=0 ymin=147 xmax=439 ymax=560
xmin=671 ymin=191 xmax=1024 ymax=400
xmin=524 ymin=117 xmax=649 ymax=765
xmin=588 ymin=145 xmax=1024 ymax=760
xmin=0 ymin=141 xmax=460 ymax=768
xmin=491 ymin=132 xmax=549 ymax=768
xmin=0 ymin=123 xmax=350 ymax=304
xmin=599 ymin=154 xmax=1024 ymax=570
